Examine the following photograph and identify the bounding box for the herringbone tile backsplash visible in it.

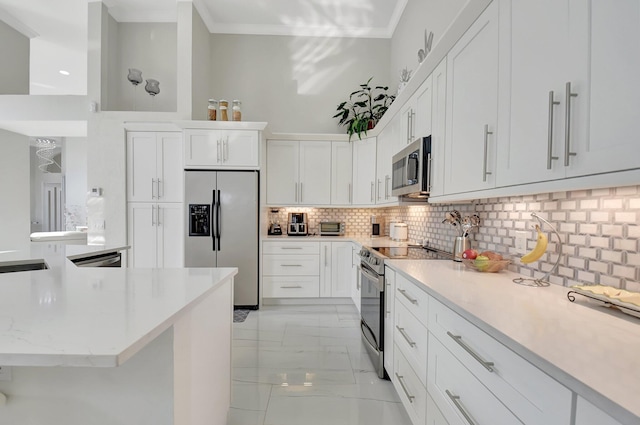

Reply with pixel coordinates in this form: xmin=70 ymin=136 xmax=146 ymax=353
xmin=267 ymin=185 xmax=640 ymax=289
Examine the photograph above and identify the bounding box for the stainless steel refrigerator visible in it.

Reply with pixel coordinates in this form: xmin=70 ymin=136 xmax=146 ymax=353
xmin=184 ymin=170 xmax=259 ymax=308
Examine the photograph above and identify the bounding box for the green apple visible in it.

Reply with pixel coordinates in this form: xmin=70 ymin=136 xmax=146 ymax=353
xmin=474 ymin=255 xmax=490 ymax=272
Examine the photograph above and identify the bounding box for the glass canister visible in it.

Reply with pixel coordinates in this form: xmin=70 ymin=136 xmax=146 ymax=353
xmin=232 ymin=100 xmax=242 ymax=121
xmin=219 ymin=99 xmax=229 ymax=121
xmin=207 ymin=99 xmax=218 ymax=120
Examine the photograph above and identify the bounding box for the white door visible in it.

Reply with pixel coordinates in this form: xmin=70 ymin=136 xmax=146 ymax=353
xmin=183 ymin=130 xmax=221 ymax=166
xmin=352 ymin=137 xmax=377 ymax=205
xmin=127 ymin=132 xmax=157 ymax=202
xmin=375 ymin=115 xmax=398 ymax=205
xmin=266 ymin=140 xmax=299 ymax=205
xmin=331 ymin=141 xmax=352 ymax=205
xmin=331 ymin=242 xmax=353 ymax=298
xmin=444 ymin=1 xmax=499 ymax=194
xmin=430 ymin=59 xmax=447 ymax=197
xmin=414 ymin=75 xmax=433 ymax=139
xmin=220 ymin=130 xmax=260 ymax=168
xmin=128 ymin=203 xmax=157 ymax=268
xmin=496 ymin=0 xmax=573 ymax=186
xmin=299 ymin=141 xmax=332 ymax=205
xmin=157 ymin=132 xmax=183 ymax=202
xmin=157 ymin=203 xmax=184 ymax=268
xmin=42 ymin=182 xmax=63 ymax=231
xmin=568 ymin=0 xmax=640 ymax=177
xmin=319 ymin=242 xmax=332 ymax=297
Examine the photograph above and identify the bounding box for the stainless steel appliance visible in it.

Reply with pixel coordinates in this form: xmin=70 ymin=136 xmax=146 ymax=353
xmin=287 ymin=212 xmax=308 ymax=236
xmin=185 ymin=170 xmax=259 ymax=308
xmin=72 ymin=251 xmax=122 ymax=267
xmin=370 ymin=215 xmax=384 ymax=237
xmin=359 ymin=245 xmax=451 ymax=379
xmin=391 ymin=135 xmax=432 ymax=198
xmin=319 ymin=221 xmax=345 ymax=236
xmin=268 ymin=209 xmax=283 ymax=235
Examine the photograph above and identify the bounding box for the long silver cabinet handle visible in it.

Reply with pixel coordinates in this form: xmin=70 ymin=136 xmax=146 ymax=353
xmin=377 ymin=179 xmax=382 ymax=200
xmin=411 ymin=111 xmax=416 ymax=140
xmin=294 ymin=182 xmax=298 ymax=202
xmin=426 ymin=153 xmax=433 ymax=191
xmin=397 ymin=288 xmax=418 ymax=304
xmin=151 ymin=178 xmax=156 ymax=199
xmin=446 ymin=390 xmax=477 ymax=425
xmin=281 ymin=247 xmax=303 ymax=250
xmin=407 ymin=112 xmax=411 ymax=144
xmin=370 ymin=182 xmax=374 ymax=203
xmin=157 ymin=205 xmax=161 ymax=226
xmin=324 ymin=245 xmax=328 ymax=266
xmin=482 ymin=124 xmax=493 ymax=182
xmin=547 ymin=90 xmax=560 ymax=169
xmin=395 ymin=373 xmax=415 ymax=403
xmin=564 ymin=81 xmax=578 ymax=166
xmin=447 ymin=331 xmax=494 ymax=372
xmin=224 ymin=138 xmax=229 ymax=162
xmin=281 ymin=264 xmax=303 ymax=267
xmin=348 ymin=183 xmax=352 ymax=203
xmin=217 ymin=140 xmax=222 ymax=163
xmin=385 ymin=176 xmax=390 ymax=199
xmin=396 ymin=326 xmax=417 ymax=347
xmin=151 ymin=205 xmax=155 ymax=226
xmin=280 ymin=285 xmax=302 ymax=289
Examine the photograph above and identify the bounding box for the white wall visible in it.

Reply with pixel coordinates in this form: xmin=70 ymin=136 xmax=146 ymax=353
xmin=0 ymin=20 xmax=29 ymax=94
xmin=210 ymin=34 xmax=391 ymax=133
xmin=0 ymin=130 xmax=30 ymax=249
xmin=390 ymin=0 xmax=466 ymax=86
xmin=191 ymin=6 xmax=211 ymax=121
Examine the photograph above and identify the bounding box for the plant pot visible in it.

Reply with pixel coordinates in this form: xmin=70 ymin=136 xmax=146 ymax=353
xmin=367 ymin=120 xmax=376 ymax=130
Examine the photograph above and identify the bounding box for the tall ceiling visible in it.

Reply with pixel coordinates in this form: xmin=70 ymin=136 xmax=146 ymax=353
xmin=0 ymin=0 xmax=407 ymax=95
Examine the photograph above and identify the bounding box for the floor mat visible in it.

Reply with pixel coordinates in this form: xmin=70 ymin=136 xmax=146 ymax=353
xmin=233 ymin=309 xmax=251 ymax=323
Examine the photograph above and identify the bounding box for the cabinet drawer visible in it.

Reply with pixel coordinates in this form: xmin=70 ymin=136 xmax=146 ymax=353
xmin=263 ymin=241 xmax=320 ymax=255
xmin=428 ymin=334 xmax=521 ymax=425
xmin=263 ymin=255 xmax=319 ymax=276
xmin=393 ymin=345 xmax=427 ymax=425
xmin=396 ymin=273 xmax=429 ymax=326
xmin=428 ymin=297 xmax=571 ymax=425
xmin=427 ymin=393 xmax=455 ymax=425
xmin=263 ymin=277 xmax=319 ymax=298
xmin=394 ymin=301 xmax=428 ymax=386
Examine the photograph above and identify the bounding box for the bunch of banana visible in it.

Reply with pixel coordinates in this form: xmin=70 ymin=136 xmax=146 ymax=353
xmin=520 ymin=225 xmax=548 ymax=264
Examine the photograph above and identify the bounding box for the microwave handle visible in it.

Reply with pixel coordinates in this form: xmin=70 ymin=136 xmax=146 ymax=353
xmin=426 ymin=152 xmax=432 ymax=191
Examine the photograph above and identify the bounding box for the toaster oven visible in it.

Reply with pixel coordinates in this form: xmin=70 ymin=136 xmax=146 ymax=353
xmin=319 ymin=221 xmax=345 ymax=236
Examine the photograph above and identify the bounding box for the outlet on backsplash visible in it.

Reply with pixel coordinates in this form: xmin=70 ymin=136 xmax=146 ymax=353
xmin=515 ymin=231 xmax=527 ymax=254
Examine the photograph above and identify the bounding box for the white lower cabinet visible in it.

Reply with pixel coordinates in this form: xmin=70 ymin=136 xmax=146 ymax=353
xmin=352 ymin=245 xmax=361 ymax=312
xmin=575 ymin=396 xmax=624 ymax=425
xmin=127 ymin=203 xmax=183 ymax=268
xmin=394 ymin=301 xmax=428 ymax=386
xmin=320 ymin=241 xmax=354 ymax=298
xmin=426 ymin=393 xmax=452 ymax=425
xmin=383 ymin=266 xmax=396 ymax=377
xmin=262 ymin=276 xmax=320 ymax=298
xmin=393 ymin=346 xmax=427 ymax=425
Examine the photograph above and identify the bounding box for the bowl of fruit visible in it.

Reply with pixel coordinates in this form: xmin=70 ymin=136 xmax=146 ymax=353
xmin=461 ymin=249 xmax=511 ymax=273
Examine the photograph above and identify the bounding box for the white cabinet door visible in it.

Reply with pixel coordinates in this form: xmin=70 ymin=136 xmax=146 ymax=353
xmin=496 ymin=0 xmax=577 ymax=186
xmin=376 ymin=113 xmax=399 ymax=205
xmin=575 ymin=396 xmax=623 ymax=425
xmin=352 ymin=137 xmax=377 ymax=205
xmin=266 ymin=140 xmax=299 ymax=205
xmin=383 ymin=266 xmax=396 ymax=377
xmin=444 ymin=1 xmax=499 ymax=194
xmin=299 ymin=141 xmax=331 ymax=205
xmin=352 ymin=245 xmax=361 ymax=312
xmin=157 ymin=203 xmax=184 ymax=268
xmin=568 ymin=1 xmax=640 ymax=177
xmin=414 ymin=75 xmax=433 ymax=139
xmin=430 ymin=59 xmax=447 ymax=197
xmin=319 ymin=242 xmax=332 ymax=297
xmin=127 ymin=132 xmax=159 ymax=202
xmin=331 ymin=242 xmax=353 ymax=298
xmin=331 ymin=141 xmax=352 ymax=205
xmin=128 ymin=203 xmax=157 ymax=268
xmin=157 ymin=132 xmax=183 ymax=202
xmin=399 ymin=99 xmax=417 ymax=149
xmin=184 ymin=130 xmax=259 ymax=168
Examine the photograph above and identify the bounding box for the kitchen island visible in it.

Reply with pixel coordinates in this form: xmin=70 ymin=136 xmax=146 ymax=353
xmin=387 ymin=259 xmax=640 ymax=425
xmin=0 ymin=243 xmax=236 ymax=425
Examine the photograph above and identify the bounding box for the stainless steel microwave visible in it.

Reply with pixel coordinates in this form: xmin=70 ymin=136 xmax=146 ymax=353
xmin=319 ymin=221 xmax=345 ymax=236
xmin=391 ymin=136 xmax=432 ymax=198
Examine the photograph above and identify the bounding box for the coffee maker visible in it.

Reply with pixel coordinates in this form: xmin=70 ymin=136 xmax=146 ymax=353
xmin=268 ymin=209 xmax=282 ymax=236
xmin=287 ymin=212 xmax=308 ymax=236
xmin=370 ymin=215 xmax=384 ymax=237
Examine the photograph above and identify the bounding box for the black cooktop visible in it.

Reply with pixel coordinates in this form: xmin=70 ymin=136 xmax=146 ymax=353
xmin=372 ymin=246 xmax=453 ymax=260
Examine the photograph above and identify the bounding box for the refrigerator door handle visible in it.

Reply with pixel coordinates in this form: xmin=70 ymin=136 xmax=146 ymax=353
xmin=216 ymin=189 xmax=221 ymax=250
xmin=211 ymin=190 xmax=217 ymax=251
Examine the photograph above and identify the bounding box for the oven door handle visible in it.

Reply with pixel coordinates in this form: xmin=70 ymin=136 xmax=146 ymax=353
xmin=360 ymin=265 xmax=383 ymax=288
xmin=361 ymin=320 xmax=380 ymax=351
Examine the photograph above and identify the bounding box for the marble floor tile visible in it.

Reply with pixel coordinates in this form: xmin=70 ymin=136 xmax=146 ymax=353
xmin=227 ymin=305 xmax=412 ymax=425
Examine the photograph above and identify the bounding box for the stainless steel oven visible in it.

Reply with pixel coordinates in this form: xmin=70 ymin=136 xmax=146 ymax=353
xmin=359 ymin=255 xmax=386 ymax=379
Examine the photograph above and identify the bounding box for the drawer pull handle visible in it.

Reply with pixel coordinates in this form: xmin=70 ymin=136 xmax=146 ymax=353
xmin=281 ymin=264 xmax=302 ymax=267
xmin=397 ymin=288 xmax=418 ymax=304
xmin=446 ymin=390 xmax=477 ymax=425
xmin=447 ymin=331 xmax=495 ymax=372
xmin=280 ymin=285 xmax=302 ymax=289
xmin=396 ymin=326 xmax=417 ymax=347
xmin=395 ymin=373 xmax=415 ymax=403
xmin=281 ymin=247 xmax=303 ymax=250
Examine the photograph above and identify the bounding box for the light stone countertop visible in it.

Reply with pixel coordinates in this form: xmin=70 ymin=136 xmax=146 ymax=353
xmin=0 ymin=243 xmax=237 ymax=367
xmin=387 ymin=259 xmax=640 ymax=424
xmin=262 ymin=234 xmax=413 ymax=249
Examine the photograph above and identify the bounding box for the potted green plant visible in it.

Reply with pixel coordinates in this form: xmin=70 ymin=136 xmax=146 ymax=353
xmin=333 ymin=77 xmax=395 ymax=140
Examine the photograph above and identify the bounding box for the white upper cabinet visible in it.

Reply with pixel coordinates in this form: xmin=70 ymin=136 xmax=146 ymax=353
xmin=331 ymin=141 xmax=353 ymax=205
xmin=399 ymin=99 xmax=417 ymax=150
xmin=376 ymin=113 xmax=399 ymax=205
xmin=430 ymin=59 xmax=447 ymax=197
xmin=183 ymin=129 xmax=259 ymax=169
xmin=414 ymin=75 xmax=433 ymax=141
xmin=127 ymin=132 xmax=183 ymax=203
xmin=568 ymin=0 xmax=640 ymax=177
xmin=266 ymin=140 xmax=331 ymax=206
xmin=352 ymin=137 xmax=377 ymax=205
xmin=443 ymin=1 xmax=500 ymax=194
